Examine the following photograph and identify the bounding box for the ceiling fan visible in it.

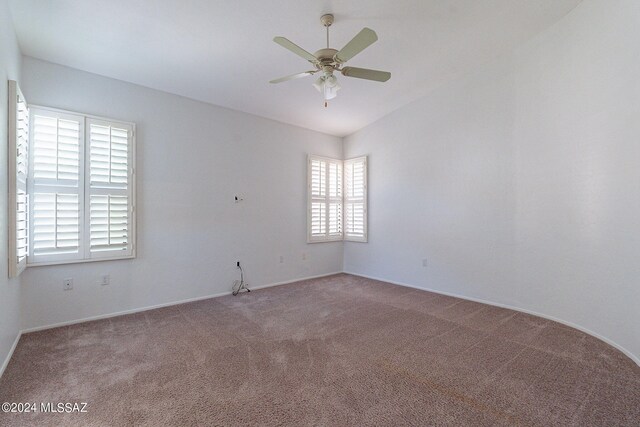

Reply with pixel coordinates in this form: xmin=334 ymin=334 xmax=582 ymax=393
xmin=270 ymin=14 xmax=391 ymax=107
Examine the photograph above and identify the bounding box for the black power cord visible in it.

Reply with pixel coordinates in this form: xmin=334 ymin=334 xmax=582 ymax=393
xmin=232 ymin=262 xmax=251 ymax=296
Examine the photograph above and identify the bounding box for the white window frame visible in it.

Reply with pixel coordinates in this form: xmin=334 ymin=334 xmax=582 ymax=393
xmin=26 ymin=105 xmax=136 ymax=267
xmin=307 ymin=154 xmax=368 ymax=243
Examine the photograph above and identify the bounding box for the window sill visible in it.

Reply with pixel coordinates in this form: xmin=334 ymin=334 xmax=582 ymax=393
xmin=307 ymin=240 xmax=344 ymax=244
xmin=27 ymin=254 xmax=136 ymax=268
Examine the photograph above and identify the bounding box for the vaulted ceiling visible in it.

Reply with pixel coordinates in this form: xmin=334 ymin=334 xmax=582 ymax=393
xmin=9 ymin=0 xmax=581 ymax=136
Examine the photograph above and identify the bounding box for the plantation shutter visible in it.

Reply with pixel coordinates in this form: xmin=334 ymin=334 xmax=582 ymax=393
xmin=87 ymin=118 xmax=134 ymax=258
xmin=28 ymin=108 xmax=84 ymax=264
xmin=8 ymin=81 xmax=29 ymax=277
xmin=344 ymin=156 xmax=367 ymax=242
xmin=308 ymin=155 xmax=342 ymax=242
xmin=309 ymin=157 xmax=326 ymax=238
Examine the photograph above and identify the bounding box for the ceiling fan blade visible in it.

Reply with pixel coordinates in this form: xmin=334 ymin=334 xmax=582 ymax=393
xmin=269 ymin=70 xmax=317 ymax=84
xmin=273 ymin=37 xmax=318 ymax=64
xmin=334 ymin=28 xmax=378 ymax=63
xmin=341 ymin=67 xmax=391 ymax=82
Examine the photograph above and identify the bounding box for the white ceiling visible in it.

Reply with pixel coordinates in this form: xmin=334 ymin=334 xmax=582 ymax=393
xmin=9 ymin=0 xmax=581 ymax=137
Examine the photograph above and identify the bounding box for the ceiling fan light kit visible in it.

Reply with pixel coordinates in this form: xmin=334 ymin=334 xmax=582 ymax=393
xmin=313 ymin=74 xmax=340 ymax=103
xmin=271 ymin=13 xmax=391 ymax=107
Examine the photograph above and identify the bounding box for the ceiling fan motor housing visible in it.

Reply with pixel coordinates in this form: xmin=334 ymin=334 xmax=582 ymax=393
xmin=314 ymin=48 xmax=338 ymax=66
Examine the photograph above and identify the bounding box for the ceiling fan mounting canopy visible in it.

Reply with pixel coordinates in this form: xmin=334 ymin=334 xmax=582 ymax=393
xmin=270 ymin=13 xmax=391 ymax=105
xmin=320 ymin=14 xmax=334 ymax=28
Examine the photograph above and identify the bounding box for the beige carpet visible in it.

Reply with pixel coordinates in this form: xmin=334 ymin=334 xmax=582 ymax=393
xmin=0 ymin=273 xmax=638 ymax=426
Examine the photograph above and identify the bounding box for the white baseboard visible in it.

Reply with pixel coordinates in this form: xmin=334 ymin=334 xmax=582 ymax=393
xmin=344 ymin=271 xmax=640 ymax=368
xmin=0 ymin=332 xmax=22 ymax=379
xmin=20 ymin=271 xmax=343 ymax=334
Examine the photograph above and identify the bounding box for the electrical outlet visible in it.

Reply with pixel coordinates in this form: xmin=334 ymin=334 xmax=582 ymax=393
xmin=279 ymin=255 xmax=284 ymax=264
xmin=63 ymin=278 xmax=73 ymax=291
xmin=100 ymin=275 xmax=110 ymax=286
xmin=422 ymin=258 xmax=428 ymax=267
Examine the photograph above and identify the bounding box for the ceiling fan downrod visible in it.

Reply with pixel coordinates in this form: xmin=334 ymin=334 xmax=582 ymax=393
xmin=321 ymin=14 xmax=333 ymax=48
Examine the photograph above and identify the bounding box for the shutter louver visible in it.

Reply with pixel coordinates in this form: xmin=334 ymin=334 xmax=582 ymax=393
xmin=16 ymin=99 xmax=29 ymax=179
xmin=309 ymin=158 xmax=327 ymax=239
xmin=90 ymin=195 xmax=129 ymax=252
xmin=16 ymin=193 xmax=29 ymax=262
xmin=328 ymin=162 xmax=342 ymax=237
xmin=344 ymin=157 xmax=368 ymax=242
xmin=328 ymin=162 xmax=341 ymax=198
xmin=310 ymin=202 xmax=326 ymax=236
xmin=328 ymin=202 xmax=342 ymax=235
xmin=310 ymin=159 xmax=326 ymax=198
xmin=32 ymin=193 xmax=80 ymax=254
xmin=16 ymin=92 xmax=30 ymax=265
xmin=88 ymin=119 xmax=133 ymax=257
xmin=33 ymin=116 xmax=80 ymax=181
xmin=90 ymin=124 xmax=129 ymax=186
xmin=9 ymin=81 xmax=30 ymax=276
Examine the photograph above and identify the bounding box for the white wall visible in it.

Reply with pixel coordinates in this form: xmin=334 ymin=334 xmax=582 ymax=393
xmin=20 ymin=57 xmax=343 ymax=329
xmin=0 ymin=0 xmax=22 ymax=371
xmin=344 ymin=0 xmax=640 ymax=363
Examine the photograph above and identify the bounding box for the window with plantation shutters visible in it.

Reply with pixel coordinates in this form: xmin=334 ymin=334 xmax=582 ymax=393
xmin=307 ymin=155 xmax=367 ymax=243
xmin=25 ymin=106 xmax=136 ymax=266
xmin=8 ymin=81 xmax=29 ymax=277
xmin=28 ymin=109 xmax=84 ymax=263
xmin=308 ymin=156 xmax=342 ymax=242
xmin=344 ymin=156 xmax=368 ymax=242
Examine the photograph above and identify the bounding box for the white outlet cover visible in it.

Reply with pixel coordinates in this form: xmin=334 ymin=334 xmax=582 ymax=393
xmin=63 ymin=278 xmax=73 ymax=290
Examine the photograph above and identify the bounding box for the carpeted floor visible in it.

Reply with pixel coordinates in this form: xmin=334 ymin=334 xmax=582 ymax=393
xmin=0 ymin=274 xmax=638 ymax=426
